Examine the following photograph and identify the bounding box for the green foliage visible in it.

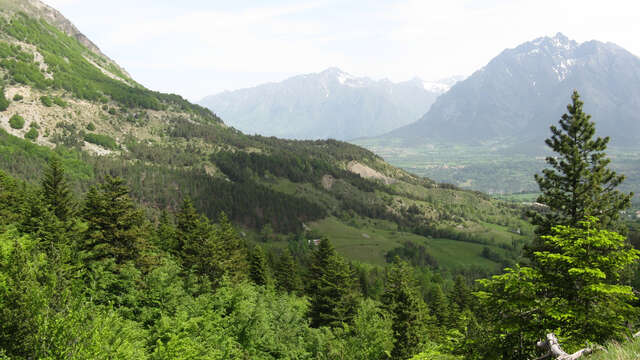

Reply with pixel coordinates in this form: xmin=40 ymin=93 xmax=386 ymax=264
xmin=0 ymin=89 xmax=8 ymax=111
xmin=535 ymin=218 xmax=639 ymax=345
xmin=40 ymin=95 xmax=52 ymax=107
xmin=309 ymin=238 xmax=358 ymax=328
xmin=0 ymin=15 xmax=220 ymax=120
xmin=587 ymin=336 xmax=640 ymax=360
xmin=177 ymin=198 xmax=248 ymax=284
xmin=11 ymin=94 xmax=22 ymax=101
xmin=531 ymin=91 xmax=632 ymax=237
xmin=84 ymin=132 xmax=117 ymax=149
xmin=23 ymin=127 xmax=37 ymax=140
xmin=53 ymin=96 xmax=67 ymax=107
xmin=382 ymin=260 xmax=432 ymax=359
xmin=328 ymin=298 xmax=395 ymax=360
xmin=81 ymin=176 xmax=145 ymax=264
xmin=8 ymin=113 xmax=24 ymax=129
xmin=275 ymin=249 xmax=302 ymax=293
xmin=41 ymin=157 xmax=75 ymax=222
xmin=476 ymin=218 xmax=639 ymax=359
xmin=249 ymin=245 xmax=270 ymax=286
xmin=86 ymin=122 xmax=96 ymax=131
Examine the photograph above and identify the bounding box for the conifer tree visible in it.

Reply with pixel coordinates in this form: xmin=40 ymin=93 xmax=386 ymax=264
xmin=309 ymin=238 xmax=357 ymax=328
xmin=451 ymin=275 xmax=472 ymax=311
xmin=382 ymin=260 xmax=431 ymax=359
xmin=427 ymin=284 xmax=450 ymax=328
xmin=249 ymin=245 xmax=270 ymax=286
xmin=41 ymin=157 xmax=75 ymax=222
xmin=155 ymin=210 xmax=178 ymax=253
xmin=81 ymin=176 xmax=144 ymax=264
xmin=275 ymin=249 xmax=300 ymax=293
xmin=213 ymin=212 xmax=248 ymax=282
xmin=531 ymin=91 xmax=632 ymax=238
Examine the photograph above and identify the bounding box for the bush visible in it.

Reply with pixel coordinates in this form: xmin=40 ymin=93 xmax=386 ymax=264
xmin=53 ymin=97 xmax=67 ymax=107
xmin=0 ymin=90 xmax=9 ymax=111
xmin=24 ymin=128 xmax=38 ymax=140
xmin=9 ymin=114 xmax=24 ymax=129
xmin=84 ymin=133 xmax=117 ymax=150
xmin=86 ymin=122 xmax=96 ymax=131
xmin=40 ymin=96 xmax=52 ymax=107
xmin=12 ymin=94 xmax=23 ymax=101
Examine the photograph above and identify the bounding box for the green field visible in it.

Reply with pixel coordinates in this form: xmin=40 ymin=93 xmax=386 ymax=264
xmin=308 ymin=217 xmax=510 ymax=270
xmin=353 ymin=139 xmax=640 ymax=205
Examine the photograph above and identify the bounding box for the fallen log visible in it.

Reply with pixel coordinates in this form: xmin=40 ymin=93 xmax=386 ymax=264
xmin=535 ymin=333 xmax=593 ymax=360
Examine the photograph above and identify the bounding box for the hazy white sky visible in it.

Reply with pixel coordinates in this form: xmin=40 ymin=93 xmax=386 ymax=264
xmin=45 ymin=0 xmax=640 ymax=101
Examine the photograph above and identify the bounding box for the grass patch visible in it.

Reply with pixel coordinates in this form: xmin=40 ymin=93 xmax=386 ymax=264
xmin=308 ymin=216 xmax=507 ymax=270
xmin=587 ymin=337 xmax=640 ymax=359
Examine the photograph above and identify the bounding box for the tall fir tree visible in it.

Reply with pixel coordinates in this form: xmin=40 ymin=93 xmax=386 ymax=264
xmin=213 ymin=212 xmax=248 ymax=282
xmin=41 ymin=157 xmax=75 ymax=223
xmin=531 ymin=90 xmax=632 ymax=239
xmin=249 ymin=245 xmax=270 ymax=286
xmin=309 ymin=238 xmax=358 ymax=328
xmin=275 ymin=249 xmax=301 ymax=293
xmin=382 ymin=260 xmax=431 ymax=359
xmin=81 ymin=176 xmax=145 ymax=264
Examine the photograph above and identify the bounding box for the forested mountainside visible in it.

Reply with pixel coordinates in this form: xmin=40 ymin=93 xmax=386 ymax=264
xmin=0 ymin=1 xmax=531 ymax=273
xmin=2 ymin=2 xmax=640 ymax=360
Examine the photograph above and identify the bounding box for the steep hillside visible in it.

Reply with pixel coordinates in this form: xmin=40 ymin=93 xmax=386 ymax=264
xmin=0 ymin=2 xmax=532 ymax=271
xmin=199 ymin=68 xmax=459 ymax=141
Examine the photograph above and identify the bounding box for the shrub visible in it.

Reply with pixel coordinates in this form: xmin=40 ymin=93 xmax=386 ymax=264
xmin=86 ymin=122 xmax=96 ymax=131
xmin=9 ymin=114 xmax=24 ymax=129
xmin=0 ymin=89 xmax=9 ymax=111
xmin=53 ymin=96 xmax=67 ymax=107
xmin=30 ymin=121 xmax=39 ymax=129
xmin=24 ymin=128 xmax=38 ymax=140
xmin=40 ymin=96 xmax=52 ymax=107
xmin=84 ymin=133 xmax=117 ymax=150
xmin=12 ymin=94 xmax=23 ymax=101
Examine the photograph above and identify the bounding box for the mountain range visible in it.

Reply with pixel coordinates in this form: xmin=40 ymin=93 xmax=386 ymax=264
xmin=199 ymin=68 xmax=461 ymax=140
xmin=380 ymin=33 xmax=640 ymax=149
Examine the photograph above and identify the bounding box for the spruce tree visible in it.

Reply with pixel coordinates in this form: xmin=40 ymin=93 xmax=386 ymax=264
xmin=382 ymin=260 xmax=431 ymax=359
xmin=213 ymin=212 xmax=248 ymax=282
xmin=275 ymin=249 xmax=300 ymax=293
xmin=249 ymin=245 xmax=269 ymax=286
xmin=309 ymin=238 xmax=357 ymax=328
xmin=531 ymin=91 xmax=632 ymax=238
xmin=81 ymin=176 xmax=144 ymax=264
xmin=41 ymin=157 xmax=75 ymax=222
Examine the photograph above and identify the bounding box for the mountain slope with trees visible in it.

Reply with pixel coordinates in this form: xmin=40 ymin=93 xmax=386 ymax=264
xmin=0 ymin=0 xmax=529 ymax=274
xmin=0 ymin=2 xmax=639 ymax=359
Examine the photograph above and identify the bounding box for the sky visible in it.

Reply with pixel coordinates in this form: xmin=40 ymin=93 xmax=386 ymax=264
xmin=45 ymin=0 xmax=640 ymax=102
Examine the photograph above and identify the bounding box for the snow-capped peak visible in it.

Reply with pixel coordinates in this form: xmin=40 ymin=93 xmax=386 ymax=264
xmin=420 ymin=76 xmax=464 ymax=93
xmin=530 ymin=32 xmax=577 ymax=51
